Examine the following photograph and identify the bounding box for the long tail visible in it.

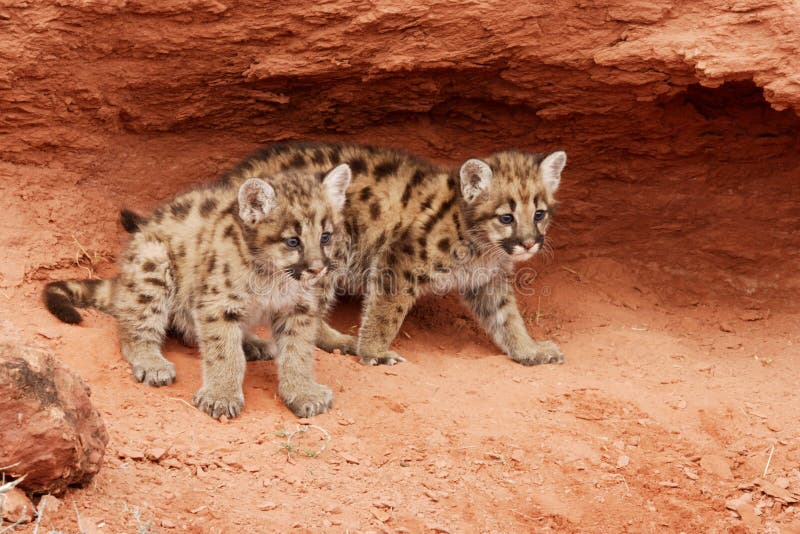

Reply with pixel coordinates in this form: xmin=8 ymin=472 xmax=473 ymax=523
xmin=43 ymin=279 xmax=114 ymax=324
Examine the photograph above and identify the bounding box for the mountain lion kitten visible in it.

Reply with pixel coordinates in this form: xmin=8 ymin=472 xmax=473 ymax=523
xmin=44 ymin=163 xmax=352 ymax=419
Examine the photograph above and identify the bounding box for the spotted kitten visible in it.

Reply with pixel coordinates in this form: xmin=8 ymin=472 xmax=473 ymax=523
xmin=44 ymin=164 xmax=352 ymax=419
xmin=214 ymin=142 xmax=567 ymax=367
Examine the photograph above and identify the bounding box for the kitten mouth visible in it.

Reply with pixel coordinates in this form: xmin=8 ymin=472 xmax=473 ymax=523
xmin=300 ymin=267 xmax=328 ymax=287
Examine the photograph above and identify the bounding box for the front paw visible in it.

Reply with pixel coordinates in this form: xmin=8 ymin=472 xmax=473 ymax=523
xmin=243 ymin=336 xmax=276 ymax=361
xmin=511 ymin=340 xmax=564 ymax=366
xmin=193 ymin=387 xmax=245 ymax=419
xmin=280 ymin=382 xmax=333 ymax=418
xmin=132 ymin=358 xmax=176 ymax=387
xmin=359 ymin=349 xmax=406 ymax=366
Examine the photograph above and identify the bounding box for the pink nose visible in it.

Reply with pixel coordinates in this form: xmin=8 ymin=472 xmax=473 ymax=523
xmin=522 ymin=240 xmax=536 ymax=249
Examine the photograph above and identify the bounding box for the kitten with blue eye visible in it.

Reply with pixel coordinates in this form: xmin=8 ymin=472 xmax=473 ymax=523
xmin=44 ymin=163 xmax=352 ymax=419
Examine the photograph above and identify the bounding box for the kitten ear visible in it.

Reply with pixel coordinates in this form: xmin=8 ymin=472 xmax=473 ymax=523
xmin=540 ymin=151 xmax=566 ymax=194
xmin=238 ymin=178 xmax=276 ymax=225
xmin=322 ymin=163 xmax=352 ymax=211
xmin=459 ymin=158 xmax=493 ymax=203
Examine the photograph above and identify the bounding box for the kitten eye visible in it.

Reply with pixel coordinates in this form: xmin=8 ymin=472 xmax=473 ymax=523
xmin=498 ymin=213 xmax=514 ymax=224
xmin=320 ymin=232 xmax=332 ymax=244
xmin=534 ymin=210 xmax=546 ymax=222
xmin=285 ymin=237 xmax=301 ymax=248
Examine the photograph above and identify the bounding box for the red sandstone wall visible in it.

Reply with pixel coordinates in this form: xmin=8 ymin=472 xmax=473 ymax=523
xmin=2 ymin=0 xmax=799 ymax=162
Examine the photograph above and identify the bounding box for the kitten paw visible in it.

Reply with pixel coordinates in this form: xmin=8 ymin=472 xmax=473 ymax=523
xmin=281 ymin=382 xmax=333 ymax=418
xmin=359 ymin=350 xmax=406 ymax=366
xmin=132 ymin=359 xmax=176 ymax=387
xmin=193 ymin=387 xmax=245 ymax=419
xmin=243 ymin=336 xmax=276 ymax=361
xmin=512 ymin=341 xmax=564 ymax=366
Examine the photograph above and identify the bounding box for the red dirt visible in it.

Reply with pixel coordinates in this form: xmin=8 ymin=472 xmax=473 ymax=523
xmin=2 ymin=1 xmax=800 ymax=531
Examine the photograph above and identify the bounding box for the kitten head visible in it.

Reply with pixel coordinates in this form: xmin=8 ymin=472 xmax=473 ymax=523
xmin=238 ymin=164 xmax=351 ymax=286
xmin=459 ymin=150 xmax=566 ymax=262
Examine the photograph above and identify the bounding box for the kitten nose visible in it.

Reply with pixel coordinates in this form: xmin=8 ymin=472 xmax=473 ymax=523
xmin=306 ymin=262 xmax=326 ymax=275
xmin=522 ymin=239 xmax=536 ymax=249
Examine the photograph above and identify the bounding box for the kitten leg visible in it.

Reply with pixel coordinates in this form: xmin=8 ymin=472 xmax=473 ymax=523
xmin=314 ymin=272 xmax=358 ymax=355
xmin=355 ymin=273 xmax=414 ymax=366
xmin=192 ymin=304 xmax=247 ymax=419
xmin=116 ymin=243 xmax=175 ymax=386
xmin=461 ymin=274 xmax=564 ymax=366
xmin=273 ymin=301 xmax=332 ymax=418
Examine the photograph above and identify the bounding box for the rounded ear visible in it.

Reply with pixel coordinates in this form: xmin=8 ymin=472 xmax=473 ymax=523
xmin=322 ymin=163 xmax=352 ymax=211
xmin=459 ymin=158 xmax=493 ymax=203
xmin=540 ymin=151 xmax=566 ymax=194
xmin=238 ymin=178 xmax=276 ymax=225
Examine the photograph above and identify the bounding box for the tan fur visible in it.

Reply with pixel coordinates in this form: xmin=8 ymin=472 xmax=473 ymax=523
xmin=44 ymin=164 xmax=351 ymax=418
xmin=219 ymin=142 xmax=567 ymax=366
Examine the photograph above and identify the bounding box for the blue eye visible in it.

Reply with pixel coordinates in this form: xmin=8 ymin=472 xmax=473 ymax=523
xmin=534 ymin=210 xmax=546 ymax=222
xmin=320 ymin=232 xmax=332 ymax=245
xmin=285 ymin=237 xmax=300 ymax=248
xmin=498 ymin=214 xmax=514 ymax=224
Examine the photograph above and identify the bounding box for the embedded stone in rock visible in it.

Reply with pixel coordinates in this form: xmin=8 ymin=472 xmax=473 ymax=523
xmin=0 ymin=340 xmax=109 ymax=494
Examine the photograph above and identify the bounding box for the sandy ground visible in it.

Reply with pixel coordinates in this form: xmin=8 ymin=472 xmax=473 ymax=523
xmin=1 ymin=126 xmax=799 ymax=533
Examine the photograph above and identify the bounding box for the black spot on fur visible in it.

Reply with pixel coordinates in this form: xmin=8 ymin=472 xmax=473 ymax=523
xmin=411 ymin=169 xmax=425 ymax=186
xmin=43 ymin=282 xmax=81 ymax=324
xmin=170 ymin=200 xmax=192 ymax=220
xmin=374 ymin=160 xmax=400 ymax=180
xmin=137 ymin=294 xmax=154 ymax=304
xmin=437 ymin=238 xmax=451 ymax=252
xmin=329 ymin=146 xmax=342 ymax=165
xmin=144 ymin=277 xmax=166 ymax=287
xmin=207 ymin=254 xmax=216 ymax=273
xmin=311 ymin=149 xmax=326 ymax=165
xmin=375 ymin=231 xmax=387 ymax=249
xmin=223 ymin=310 xmax=242 ymax=322
xmin=369 ymin=202 xmax=381 ymax=220
xmin=142 ymin=261 xmax=156 ymax=273
xmin=120 ymin=209 xmax=145 ymax=233
xmin=200 ymin=198 xmax=218 ymax=217
xmin=420 ymin=194 xmax=434 ymax=211
xmin=359 ymin=187 xmax=373 ymax=201
xmin=401 ymin=243 xmax=414 ymax=256
xmin=349 ymin=157 xmax=367 ymax=176
xmin=289 ymin=154 xmax=306 ymax=168
xmin=401 ymin=184 xmax=412 ymax=207
xmin=423 ymin=194 xmax=456 ymax=233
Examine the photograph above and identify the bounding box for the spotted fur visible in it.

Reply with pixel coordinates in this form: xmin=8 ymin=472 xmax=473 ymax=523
xmin=214 ymin=142 xmax=567 ymax=366
xmin=44 ymin=164 xmax=352 ymax=419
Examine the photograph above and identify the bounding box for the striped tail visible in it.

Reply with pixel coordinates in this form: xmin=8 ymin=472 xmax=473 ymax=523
xmin=43 ymin=279 xmax=114 ymax=324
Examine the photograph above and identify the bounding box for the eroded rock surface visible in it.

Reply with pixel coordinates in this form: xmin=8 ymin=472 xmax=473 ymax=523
xmin=1 ymin=0 xmax=799 ymax=162
xmin=0 ymin=329 xmax=109 ymax=495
